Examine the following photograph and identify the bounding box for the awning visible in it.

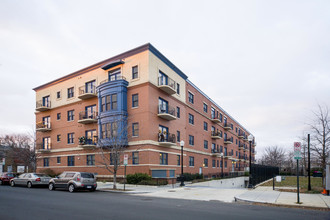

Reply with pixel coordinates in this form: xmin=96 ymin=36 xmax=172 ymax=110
xmin=101 ymin=59 xmax=124 ymax=70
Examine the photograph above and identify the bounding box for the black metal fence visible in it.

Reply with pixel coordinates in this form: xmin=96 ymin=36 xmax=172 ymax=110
xmin=250 ymin=164 xmax=279 ymax=186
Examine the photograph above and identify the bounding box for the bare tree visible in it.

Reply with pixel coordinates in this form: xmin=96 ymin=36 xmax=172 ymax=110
xmin=260 ymin=146 xmax=286 ymax=169
xmin=308 ymin=104 xmax=330 ymax=186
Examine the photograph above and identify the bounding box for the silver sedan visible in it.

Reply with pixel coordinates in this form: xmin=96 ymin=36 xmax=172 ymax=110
xmin=10 ymin=173 xmax=51 ymax=188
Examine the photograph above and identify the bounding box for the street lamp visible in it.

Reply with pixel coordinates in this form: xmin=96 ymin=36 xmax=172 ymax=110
xmin=180 ymin=140 xmax=185 ymax=187
xmin=248 ymin=134 xmax=253 ymax=188
xmin=220 ymin=152 xmax=224 ymax=178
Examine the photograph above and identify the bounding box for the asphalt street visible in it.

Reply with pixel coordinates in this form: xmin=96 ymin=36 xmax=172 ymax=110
xmin=0 ymin=185 xmax=328 ymax=220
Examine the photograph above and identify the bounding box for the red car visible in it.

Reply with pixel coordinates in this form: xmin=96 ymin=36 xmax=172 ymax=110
xmin=0 ymin=172 xmax=16 ymax=185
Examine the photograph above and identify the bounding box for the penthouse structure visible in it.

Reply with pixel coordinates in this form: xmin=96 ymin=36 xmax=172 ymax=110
xmin=34 ymin=43 xmax=256 ymax=179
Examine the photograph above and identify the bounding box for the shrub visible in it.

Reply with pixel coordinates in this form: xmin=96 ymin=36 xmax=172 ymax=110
xmin=126 ymin=173 xmax=151 ymax=184
xmin=138 ymin=179 xmax=167 ymax=186
xmin=182 ymin=173 xmax=203 ymax=181
xmin=244 ymin=171 xmax=249 ymax=176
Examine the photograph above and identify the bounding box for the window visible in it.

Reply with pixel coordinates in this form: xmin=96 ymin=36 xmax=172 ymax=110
xmin=132 ymin=94 xmax=138 ymax=108
xmin=176 ymin=107 xmax=180 ymax=118
xmin=68 ymin=156 xmax=75 ymax=166
xmin=219 ymin=113 xmax=223 ymax=122
xmin=67 ymin=133 xmax=74 ymax=144
xmin=220 ymin=160 xmax=223 ymax=168
xmin=132 ymin=65 xmax=138 ymax=79
xmin=42 ymin=96 xmax=50 ymax=107
xmin=177 ymin=155 xmax=180 ymax=166
xmin=203 ymin=103 xmax=208 ymax=113
xmin=160 ymin=153 xmax=168 ymax=165
xmin=212 ymin=143 xmax=216 ymax=151
xmin=132 ymin=152 xmax=139 ymax=165
xmin=111 ymin=94 xmax=117 ymax=110
xmin=204 ymin=122 xmax=208 ymax=131
xmin=204 ymin=158 xmax=208 ymax=167
xmin=217 ymin=160 xmax=219 ymax=167
xmin=225 ymin=161 xmax=227 ymax=168
xmin=42 ymin=116 xmax=50 ymax=128
xmin=57 ymin=135 xmax=61 ymax=142
xmin=108 ymin=68 xmax=121 ymax=81
xmin=57 ymin=157 xmax=61 ymax=164
xmin=177 ymin=131 xmax=180 ymax=142
xmin=212 ymin=159 xmax=216 ymax=168
xmin=57 ymin=91 xmax=61 ymax=99
xmin=86 ymin=155 xmax=95 ymax=166
xmin=42 ymin=137 xmax=51 ymax=150
xmin=67 ymin=110 xmax=74 ymax=121
xmin=85 ymin=80 xmax=95 ymax=93
xmin=67 ymin=87 xmax=74 ymax=98
xmin=188 ymin=92 xmax=194 ymax=104
xmin=189 ymin=156 xmax=194 ymax=166
xmin=85 ymin=130 xmax=97 ymax=144
xmin=102 ymin=94 xmax=118 ymax=112
xmin=158 ymin=98 xmax=169 ymax=113
xmin=211 ymin=107 xmax=215 ymax=119
xmin=132 ymin=123 xmax=139 ymax=137
xmin=188 ymin=114 xmax=194 ymax=125
xmin=189 ymin=135 xmax=194 ymax=146
xmin=204 ymin=140 xmax=208 ymax=149
xmin=231 ymin=123 xmax=234 ymax=130
xmin=236 ymin=127 xmax=238 ymax=133
xmin=43 ymin=158 xmax=49 ymax=167
xmin=158 ymin=70 xmax=169 ymax=86
xmin=57 ymin=113 xmax=61 ymax=120
xmin=177 ymin=83 xmax=180 ymax=94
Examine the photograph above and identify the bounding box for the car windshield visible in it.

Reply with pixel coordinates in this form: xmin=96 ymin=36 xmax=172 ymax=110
xmin=81 ymin=173 xmax=94 ymax=178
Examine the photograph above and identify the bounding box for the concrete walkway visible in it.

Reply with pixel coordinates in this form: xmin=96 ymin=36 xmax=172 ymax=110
xmin=97 ymin=182 xmax=330 ymax=209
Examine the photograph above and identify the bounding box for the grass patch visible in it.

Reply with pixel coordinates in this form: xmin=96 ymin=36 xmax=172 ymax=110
xmin=260 ymin=176 xmax=323 ymax=194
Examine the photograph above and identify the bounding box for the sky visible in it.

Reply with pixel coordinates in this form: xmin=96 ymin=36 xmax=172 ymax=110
xmin=0 ymin=0 xmax=329 ymax=159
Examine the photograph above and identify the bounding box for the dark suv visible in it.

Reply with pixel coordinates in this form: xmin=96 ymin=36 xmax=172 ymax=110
xmin=48 ymin=172 xmax=97 ymax=193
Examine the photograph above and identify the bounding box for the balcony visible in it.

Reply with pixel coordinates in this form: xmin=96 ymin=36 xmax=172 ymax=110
xmin=211 ymin=131 xmax=222 ymax=139
xmin=36 ymin=121 xmax=51 ymax=132
xmin=238 ymin=132 xmax=245 ymax=139
xmin=224 ymin=138 xmax=233 ymax=144
xmin=157 ymin=105 xmax=176 ymax=121
xmin=224 ymin=123 xmax=232 ymax=130
xmin=243 ymin=136 xmax=248 ymax=141
xmin=36 ymin=100 xmax=51 ymax=112
xmin=157 ymin=76 xmax=176 ymax=95
xmin=238 ymin=156 xmax=245 ymax=161
xmin=211 ymin=149 xmax=221 ymax=156
xmin=78 ymin=85 xmax=97 ymax=100
xmin=158 ymin=132 xmax=176 ymax=146
xmin=100 ymin=76 xmax=127 ymax=85
xmin=224 ymin=152 xmax=233 ymax=159
xmin=211 ymin=116 xmax=221 ymax=123
xmin=78 ymin=111 xmax=98 ymax=124
xmin=79 ymin=136 xmax=98 ymax=149
xmin=37 ymin=143 xmax=51 ymax=153
xmin=238 ymin=144 xmax=244 ymax=151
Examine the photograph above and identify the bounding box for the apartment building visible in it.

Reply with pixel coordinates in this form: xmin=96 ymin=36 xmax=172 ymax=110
xmin=34 ymin=43 xmax=256 ymax=179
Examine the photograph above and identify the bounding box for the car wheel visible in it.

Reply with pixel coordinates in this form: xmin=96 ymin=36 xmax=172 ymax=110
xmin=10 ymin=181 xmax=15 ymax=187
xmin=48 ymin=183 xmax=55 ymax=191
xmin=68 ymin=184 xmax=75 ymax=193
xmin=27 ymin=181 xmax=32 ymax=188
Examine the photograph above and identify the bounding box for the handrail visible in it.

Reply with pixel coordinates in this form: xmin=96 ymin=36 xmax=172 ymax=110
xmin=79 ymin=85 xmax=96 ymax=95
xmin=158 ymin=104 xmax=176 ymax=116
xmin=211 ymin=131 xmax=221 ymax=137
xmin=79 ymin=111 xmax=98 ymax=120
xmin=158 ymin=132 xmax=176 ymax=143
xmin=158 ymin=76 xmax=176 ymax=90
xmin=100 ymin=76 xmax=127 ymax=85
xmin=36 ymin=100 xmax=51 ymax=108
xmin=36 ymin=121 xmax=51 ymax=129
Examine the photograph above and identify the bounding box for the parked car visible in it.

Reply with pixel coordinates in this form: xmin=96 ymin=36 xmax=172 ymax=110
xmin=0 ymin=172 xmax=16 ymax=185
xmin=10 ymin=173 xmax=51 ymax=188
xmin=48 ymin=171 xmax=97 ymax=193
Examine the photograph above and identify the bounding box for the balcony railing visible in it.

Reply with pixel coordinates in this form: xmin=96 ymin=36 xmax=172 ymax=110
xmin=79 ymin=136 xmax=98 ymax=148
xmin=224 ymin=122 xmax=232 ymax=130
xmin=158 ymin=132 xmax=176 ymax=146
xmin=211 ymin=131 xmax=222 ymax=139
xmin=211 ymin=148 xmax=221 ymax=156
xmin=78 ymin=85 xmax=97 ymax=99
xmin=224 ymin=152 xmax=233 ymax=158
xmin=36 ymin=100 xmax=51 ymax=111
xmin=78 ymin=111 xmax=98 ymax=124
xmin=37 ymin=143 xmax=51 ymax=152
xmin=100 ymin=76 xmax=127 ymax=85
xmin=224 ymin=137 xmax=233 ymax=144
xmin=211 ymin=115 xmax=221 ymax=123
xmin=157 ymin=76 xmax=176 ymax=95
xmin=157 ymin=104 xmax=176 ymax=121
xmin=36 ymin=121 xmax=51 ymax=132
xmin=238 ymin=131 xmax=245 ymax=139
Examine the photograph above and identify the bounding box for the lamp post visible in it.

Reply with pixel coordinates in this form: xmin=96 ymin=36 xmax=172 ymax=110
xmin=180 ymin=140 xmax=185 ymax=187
xmin=248 ymin=135 xmax=253 ymax=188
xmin=220 ymin=153 xmax=224 ymax=178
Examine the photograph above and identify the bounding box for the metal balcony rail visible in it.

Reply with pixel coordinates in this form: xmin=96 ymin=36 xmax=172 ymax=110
xmin=79 ymin=136 xmax=98 ymax=145
xmin=37 ymin=143 xmax=51 ymax=150
xmin=224 ymin=138 xmax=233 ymax=142
xmin=36 ymin=121 xmax=51 ymax=129
xmin=79 ymin=85 xmax=96 ymax=95
xmin=36 ymin=100 xmax=51 ymax=109
xmin=238 ymin=131 xmax=245 ymax=136
xmin=224 ymin=122 xmax=231 ymax=127
xmin=158 ymin=104 xmax=176 ymax=116
xmin=100 ymin=76 xmax=127 ymax=85
xmin=158 ymin=132 xmax=176 ymax=143
xmin=211 ymin=148 xmax=220 ymax=153
xmin=211 ymin=115 xmax=221 ymax=121
xmin=79 ymin=111 xmax=98 ymax=120
xmin=158 ymin=76 xmax=176 ymax=90
xmin=211 ymin=131 xmax=222 ymax=137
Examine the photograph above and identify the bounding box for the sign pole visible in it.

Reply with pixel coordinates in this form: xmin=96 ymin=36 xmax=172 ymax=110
xmin=123 ymin=154 xmax=128 ymax=191
xmin=297 ymin=159 xmax=300 ymax=203
xmin=124 ymin=165 xmax=126 ymax=191
xmin=307 ymin=134 xmax=311 ymax=191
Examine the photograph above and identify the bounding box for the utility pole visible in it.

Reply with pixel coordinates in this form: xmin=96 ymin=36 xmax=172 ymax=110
xmin=308 ymin=134 xmax=311 ymax=191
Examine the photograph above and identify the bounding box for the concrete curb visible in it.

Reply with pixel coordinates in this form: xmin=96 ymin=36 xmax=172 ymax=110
xmin=97 ymin=189 xmax=151 ymax=194
xmin=234 ymin=196 xmax=330 ymax=211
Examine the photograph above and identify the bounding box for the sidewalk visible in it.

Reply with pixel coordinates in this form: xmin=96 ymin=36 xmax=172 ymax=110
xmin=235 ymin=186 xmax=330 ymax=209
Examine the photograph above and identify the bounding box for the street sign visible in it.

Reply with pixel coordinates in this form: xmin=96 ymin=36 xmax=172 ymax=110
xmin=124 ymin=154 xmax=128 ymax=166
xmin=294 ymin=142 xmax=302 ymax=160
